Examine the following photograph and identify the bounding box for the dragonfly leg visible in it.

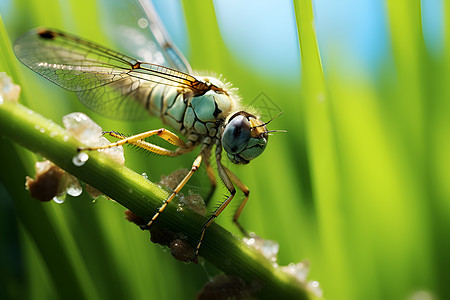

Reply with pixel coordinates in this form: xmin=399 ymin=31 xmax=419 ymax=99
xmin=224 ymin=167 xmax=250 ymax=236
xmin=77 ymin=128 xmax=188 ymax=156
xmin=141 ymin=153 xmax=203 ymax=230
xmin=191 ymin=157 xmax=236 ymax=261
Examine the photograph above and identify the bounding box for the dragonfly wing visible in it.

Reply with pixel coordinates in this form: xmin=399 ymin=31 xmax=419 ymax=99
xmin=14 ymin=28 xmax=210 ymax=120
xmin=13 ymin=28 xmax=137 ymax=92
xmin=136 ymin=0 xmax=192 ymax=73
xmin=76 ymin=77 xmax=152 ymax=119
xmin=101 ymin=0 xmax=192 ymax=73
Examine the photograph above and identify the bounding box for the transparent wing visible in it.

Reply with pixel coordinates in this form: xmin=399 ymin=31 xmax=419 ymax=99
xmin=13 ymin=28 xmax=210 ymax=120
xmin=136 ymin=0 xmax=192 ymax=73
xmin=100 ymin=0 xmax=192 ymax=73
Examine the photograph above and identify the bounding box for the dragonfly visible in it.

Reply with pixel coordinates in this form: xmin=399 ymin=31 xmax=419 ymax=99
xmin=13 ymin=0 xmax=282 ymax=261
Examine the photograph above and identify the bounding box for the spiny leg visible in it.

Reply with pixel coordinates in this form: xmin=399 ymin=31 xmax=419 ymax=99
xmin=191 ymin=152 xmax=236 ymax=261
xmin=223 ymin=167 xmax=250 ymax=236
xmin=142 ymin=153 xmax=203 ymax=230
xmin=77 ymin=128 xmax=187 ymax=155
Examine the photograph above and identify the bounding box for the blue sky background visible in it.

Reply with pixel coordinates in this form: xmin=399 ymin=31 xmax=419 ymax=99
xmin=215 ymin=0 xmax=443 ymax=78
xmin=155 ymin=0 xmax=444 ymax=79
xmin=1 ymin=0 xmax=444 ymax=78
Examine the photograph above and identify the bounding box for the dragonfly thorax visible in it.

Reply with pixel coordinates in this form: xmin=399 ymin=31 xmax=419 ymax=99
xmin=222 ymin=112 xmax=268 ymax=165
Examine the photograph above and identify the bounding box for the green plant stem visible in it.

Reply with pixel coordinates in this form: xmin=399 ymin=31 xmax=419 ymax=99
xmin=0 ymin=100 xmax=318 ymax=300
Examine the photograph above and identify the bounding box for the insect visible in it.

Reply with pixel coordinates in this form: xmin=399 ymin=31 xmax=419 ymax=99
xmin=13 ymin=0 xmax=282 ymax=260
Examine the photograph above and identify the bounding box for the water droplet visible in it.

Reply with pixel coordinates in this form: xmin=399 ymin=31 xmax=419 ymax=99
xmin=307 ymin=281 xmax=323 ymax=298
xmin=66 ymin=178 xmax=82 ymax=197
xmin=128 ymin=188 xmax=133 ymax=194
xmin=281 ymin=261 xmax=310 ymax=283
xmin=244 ymin=237 xmax=256 ymax=246
xmin=260 ymin=239 xmax=279 ymax=261
xmin=73 ymin=152 xmax=89 ymax=166
xmin=138 ymin=18 xmax=148 ymax=28
xmin=53 ymin=194 xmax=66 ymax=204
xmin=141 ymin=172 xmax=148 ymax=179
xmin=243 ymin=233 xmax=279 ymax=263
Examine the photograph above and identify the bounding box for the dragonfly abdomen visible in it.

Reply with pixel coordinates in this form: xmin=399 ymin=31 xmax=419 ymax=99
xmin=144 ymin=84 xmax=187 ymax=132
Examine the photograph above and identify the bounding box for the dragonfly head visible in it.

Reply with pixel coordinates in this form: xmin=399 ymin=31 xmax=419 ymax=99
xmin=222 ymin=112 xmax=268 ymax=165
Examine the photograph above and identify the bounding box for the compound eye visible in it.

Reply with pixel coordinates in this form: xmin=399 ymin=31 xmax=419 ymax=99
xmin=222 ymin=115 xmax=251 ymax=154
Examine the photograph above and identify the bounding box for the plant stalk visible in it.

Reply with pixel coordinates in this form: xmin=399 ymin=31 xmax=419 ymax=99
xmin=0 ymin=100 xmax=318 ymax=300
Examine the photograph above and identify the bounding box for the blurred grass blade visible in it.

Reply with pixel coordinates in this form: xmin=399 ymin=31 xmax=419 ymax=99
xmin=181 ymin=0 xmax=232 ymax=71
xmin=293 ymin=0 xmax=352 ymax=298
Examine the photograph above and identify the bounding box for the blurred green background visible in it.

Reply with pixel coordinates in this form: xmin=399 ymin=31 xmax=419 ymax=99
xmin=1 ymin=0 xmax=449 ymax=299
